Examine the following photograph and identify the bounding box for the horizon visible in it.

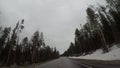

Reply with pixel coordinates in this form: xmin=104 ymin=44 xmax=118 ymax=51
xmin=0 ymin=0 xmax=106 ymax=54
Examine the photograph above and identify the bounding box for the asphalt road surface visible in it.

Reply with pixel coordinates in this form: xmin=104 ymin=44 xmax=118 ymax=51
xmin=36 ymin=57 xmax=120 ymax=68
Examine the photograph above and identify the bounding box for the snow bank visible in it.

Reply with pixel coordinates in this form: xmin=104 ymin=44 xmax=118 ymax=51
xmin=71 ymin=45 xmax=120 ymax=60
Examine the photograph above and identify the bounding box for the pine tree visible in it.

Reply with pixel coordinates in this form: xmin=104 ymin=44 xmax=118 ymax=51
xmin=31 ymin=31 xmax=39 ymax=63
xmin=6 ymin=19 xmax=24 ymax=66
xmin=0 ymin=27 xmax=11 ymax=64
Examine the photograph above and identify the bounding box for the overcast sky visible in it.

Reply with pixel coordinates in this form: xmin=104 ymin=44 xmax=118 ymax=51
xmin=0 ymin=0 xmax=106 ymax=54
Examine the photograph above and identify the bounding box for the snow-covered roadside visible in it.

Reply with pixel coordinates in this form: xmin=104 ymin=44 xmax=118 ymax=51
xmin=70 ymin=45 xmax=120 ymax=60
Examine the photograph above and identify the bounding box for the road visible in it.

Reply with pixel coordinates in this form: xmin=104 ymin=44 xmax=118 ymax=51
xmin=36 ymin=57 xmax=120 ymax=68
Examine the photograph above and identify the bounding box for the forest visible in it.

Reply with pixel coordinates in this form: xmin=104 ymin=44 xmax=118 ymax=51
xmin=0 ymin=20 xmax=59 ymax=66
xmin=0 ymin=0 xmax=120 ymax=67
xmin=63 ymin=0 xmax=120 ymax=56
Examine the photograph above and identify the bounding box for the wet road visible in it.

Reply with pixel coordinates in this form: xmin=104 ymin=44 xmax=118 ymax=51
xmin=36 ymin=57 xmax=84 ymax=68
xmin=36 ymin=57 xmax=120 ymax=68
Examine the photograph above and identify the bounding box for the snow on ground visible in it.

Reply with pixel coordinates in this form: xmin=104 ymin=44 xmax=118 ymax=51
xmin=71 ymin=44 xmax=120 ymax=60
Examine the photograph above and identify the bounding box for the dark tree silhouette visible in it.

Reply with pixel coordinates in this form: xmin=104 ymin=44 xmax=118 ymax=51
xmin=63 ymin=0 xmax=120 ymax=56
xmin=0 ymin=20 xmax=59 ymax=67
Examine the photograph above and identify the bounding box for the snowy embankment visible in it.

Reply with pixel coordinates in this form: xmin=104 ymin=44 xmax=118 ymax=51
xmin=71 ymin=45 xmax=120 ymax=60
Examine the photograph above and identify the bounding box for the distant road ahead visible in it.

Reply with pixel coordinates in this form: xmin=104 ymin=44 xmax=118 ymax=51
xmin=36 ymin=57 xmax=120 ymax=68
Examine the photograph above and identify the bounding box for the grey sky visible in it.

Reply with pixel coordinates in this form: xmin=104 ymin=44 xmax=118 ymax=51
xmin=0 ymin=0 xmax=106 ymax=54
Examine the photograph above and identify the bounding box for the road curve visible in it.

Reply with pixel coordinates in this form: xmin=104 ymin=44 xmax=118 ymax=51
xmin=36 ymin=57 xmax=120 ymax=68
xmin=35 ymin=57 xmax=86 ymax=68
